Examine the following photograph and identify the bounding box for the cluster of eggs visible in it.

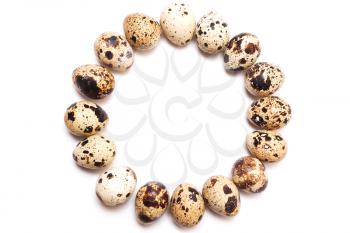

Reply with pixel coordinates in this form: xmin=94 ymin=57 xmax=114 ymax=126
xmin=64 ymin=1 xmax=291 ymax=228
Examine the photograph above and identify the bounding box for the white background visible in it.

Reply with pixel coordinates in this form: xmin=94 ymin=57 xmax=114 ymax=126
xmin=0 ymin=0 xmax=349 ymax=232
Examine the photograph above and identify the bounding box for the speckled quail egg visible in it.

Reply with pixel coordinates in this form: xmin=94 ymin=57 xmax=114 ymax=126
xmin=232 ymin=156 xmax=268 ymax=193
xmin=72 ymin=64 xmax=115 ymax=99
xmin=94 ymin=32 xmax=134 ymax=72
xmin=246 ymin=130 xmax=287 ymax=162
xmin=245 ymin=62 xmax=284 ymax=97
xmin=247 ymin=96 xmax=292 ymax=130
xmin=202 ymin=176 xmax=240 ymax=217
xmin=195 ymin=11 xmax=229 ymax=54
xmin=96 ymin=166 xmax=137 ymax=206
xmin=72 ymin=134 xmax=116 ymax=169
xmin=224 ymin=33 xmax=261 ymax=71
xmin=170 ymin=183 xmax=205 ymax=227
xmin=123 ymin=13 xmax=161 ymax=50
xmin=135 ymin=181 xmax=169 ymax=224
xmin=160 ymin=2 xmax=196 ymax=46
xmin=64 ymin=100 xmax=108 ymax=137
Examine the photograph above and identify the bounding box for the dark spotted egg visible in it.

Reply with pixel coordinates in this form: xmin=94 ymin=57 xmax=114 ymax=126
xmin=64 ymin=100 xmax=108 ymax=137
xmin=224 ymin=33 xmax=261 ymax=71
xmin=202 ymin=176 xmax=240 ymax=217
xmin=246 ymin=130 xmax=287 ymax=162
xmin=72 ymin=64 xmax=115 ymax=99
xmin=95 ymin=32 xmax=134 ymax=72
xmin=96 ymin=166 xmax=137 ymax=206
xmin=123 ymin=13 xmax=161 ymax=50
xmin=245 ymin=62 xmax=284 ymax=97
xmin=247 ymin=96 xmax=292 ymax=130
xmin=73 ymin=134 xmax=116 ymax=169
xmin=135 ymin=181 xmax=169 ymax=224
xmin=232 ymin=156 xmax=268 ymax=193
xmin=195 ymin=11 xmax=229 ymax=54
xmin=170 ymin=183 xmax=205 ymax=227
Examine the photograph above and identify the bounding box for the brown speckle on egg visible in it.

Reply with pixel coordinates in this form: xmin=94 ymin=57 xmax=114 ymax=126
xmin=123 ymin=13 xmax=161 ymax=50
xmin=64 ymin=100 xmax=109 ymax=137
xmin=72 ymin=64 xmax=115 ymax=99
xmin=224 ymin=33 xmax=260 ymax=71
xmin=202 ymin=176 xmax=240 ymax=216
xmin=247 ymin=130 xmax=287 ymax=162
xmin=247 ymin=96 xmax=292 ymax=130
xmin=196 ymin=12 xmax=229 ymax=54
xmin=95 ymin=32 xmax=134 ymax=72
xmin=73 ymin=134 xmax=116 ymax=169
xmin=170 ymin=183 xmax=205 ymax=227
xmin=245 ymin=62 xmax=284 ymax=97
xmin=135 ymin=181 xmax=169 ymax=224
xmin=232 ymin=156 xmax=268 ymax=193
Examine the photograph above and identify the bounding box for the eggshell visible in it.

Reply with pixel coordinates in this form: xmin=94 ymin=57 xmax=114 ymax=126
xmin=202 ymin=176 xmax=240 ymax=216
xmin=195 ymin=12 xmax=229 ymax=54
xmin=96 ymin=166 xmax=137 ymax=206
xmin=73 ymin=134 xmax=116 ymax=169
xmin=160 ymin=2 xmax=196 ymax=46
xmin=232 ymin=156 xmax=268 ymax=193
xmin=95 ymin=32 xmax=134 ymax=72
xmin=135 ymin=181 xmax=169 ymax=224
xmin=64 ymin=100 xmax=108 ymax=137
xmin=170 ymin=183 xmax=205 ymax=227
xmin=124 ymin=13 xmax=161 ymax=50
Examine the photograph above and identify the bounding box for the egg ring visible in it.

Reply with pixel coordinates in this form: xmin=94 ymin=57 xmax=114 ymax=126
xmin=65 ymin=1 xmax=291 ymax=228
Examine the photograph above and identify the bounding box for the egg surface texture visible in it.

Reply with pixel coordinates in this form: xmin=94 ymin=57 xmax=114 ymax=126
xmin=73 ymin=134 xmax=116 ymax=169
xmin=135 ymin=181 xmax=169 ymax=224
xmin=170 ymin=183 xmax=205 ymax=227
xmin=96 ymin=166 xmax=137 ymax=206
xmin=64 ymin=100 xmax=108 ymax=137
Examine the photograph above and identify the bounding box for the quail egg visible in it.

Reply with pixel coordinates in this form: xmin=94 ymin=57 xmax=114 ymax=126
xmin=135 ymin=181 xmax=169 ymax=224
xmin=224 ymin=33 xmax=261 ymax=71
xmin=96 ymin=166 xmax=137 ymax=206
xmin=72 ymin=64 xmax=115 ymax=99
xmin=245 ymin=62 xmax=284 ymax=97
xmin=232 ymin=156 xmax=268 ymax=193
xmin=170 ymin=183 xmax=205 ymax=227
xmin=195 ymin=12 xmax=229 ymax=54
xmin=64 ymin=100 xmax=108 ymax=137
xmin=73 ymin=134 xmax=116 ymax=169
xmin=202 ymin=175 xmax=240 ymax=217
xmin=246 ymin=130 xmax=287 ymax=162
xmin=123 ymin=13 xmax=161 ymax=50
xmin=160 ymin=2 xmax=196 ymax=46
xmin=247 ymin=96 xmax=292 ymax=130
xmin=94 ymin=32 xmax=134 ymax=72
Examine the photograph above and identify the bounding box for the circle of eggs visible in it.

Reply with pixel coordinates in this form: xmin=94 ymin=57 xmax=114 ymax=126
xmin=170 ymin=183 xmax=205 ymax=228
xmin=160 ymin=2 xmax=196 ymax=46
xmin=94 ymin=32 xmax=134 ymax=72
xmin=202 ymin=175 xmax=240 ymax=217
xmin=96 ymin=166 xmax=137 ymax=206
xmin=72 ymin=64 xmax=115 ymax=99
xmin=232 ymin=156 xmax=268 ymax=193
xmin=73 ymin=134 xmax=116 ymax=169
xmin=195 ymin=11 xmax=229 ymax=54
xmin=135 ymin=181 xmax=169 ymax=224
xmin=65 ymin=1 xmax=293 ymax=227
xmin=64 ymin=100 xmax=108 ymax=137
xmin=123 ymin=13 xmax=161 ymax=50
